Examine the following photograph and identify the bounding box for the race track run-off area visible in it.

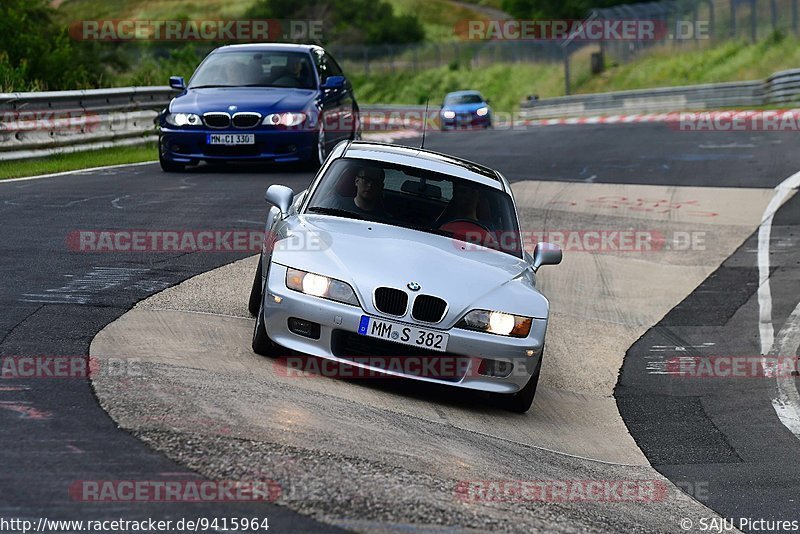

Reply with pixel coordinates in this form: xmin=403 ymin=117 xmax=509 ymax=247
xmin=2 ymin=123 xmax=800 ymax=532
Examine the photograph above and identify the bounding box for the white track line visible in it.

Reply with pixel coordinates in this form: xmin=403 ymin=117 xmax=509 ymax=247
xmin=758 ymin=170 xmax=800 ymax=435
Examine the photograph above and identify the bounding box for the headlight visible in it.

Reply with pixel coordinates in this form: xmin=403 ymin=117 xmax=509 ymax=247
xmin=441 ymin=110 xmax=456 ymax=119
xmin=263 ymin=112 xmax=307 ymax=127
xmin=165 ymin=113 xmax=202 ymax=127
xmin=285 ymin=267 xmax=359 ymax=306
xmin=456 ymin=309 xmax=532 ymax=337
xmin=476 ymin=106 xmax=489 ymax=117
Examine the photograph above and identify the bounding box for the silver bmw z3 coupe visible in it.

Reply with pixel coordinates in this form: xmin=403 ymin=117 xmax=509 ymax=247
xmin=248 ymin=141 xmax=561 ymax=412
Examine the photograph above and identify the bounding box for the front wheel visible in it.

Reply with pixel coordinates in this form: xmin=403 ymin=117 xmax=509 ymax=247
xmin=494 ymin=355 xmax=542 ymax=413
xmin=247 ymin=256 xmax=263 ymax=317
xmin=159 ymin=154 xmax=185 ymax=172
xmin=252 ymin=302 xmax=283 ymax=357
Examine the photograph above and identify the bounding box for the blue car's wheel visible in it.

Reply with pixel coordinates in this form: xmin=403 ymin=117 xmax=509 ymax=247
xmin=315 ymin=121 xmax=327 ymax=167
xmin=159 ymin=154 xmax=185 ymax=173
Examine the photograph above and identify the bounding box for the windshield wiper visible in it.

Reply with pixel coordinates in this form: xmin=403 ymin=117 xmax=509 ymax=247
xmin=306 ymin=206 xmax=370 ymax=221
xmin=397 ymin=222 xmax=453 ymax=238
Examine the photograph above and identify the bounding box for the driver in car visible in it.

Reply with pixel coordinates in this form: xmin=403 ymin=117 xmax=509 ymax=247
xmin=321 ymin=165 xmax=390 ymax=218
xmin=436 ymin=182 xmax=481 ymax=225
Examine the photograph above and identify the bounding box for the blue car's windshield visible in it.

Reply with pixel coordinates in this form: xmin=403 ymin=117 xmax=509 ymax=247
xmin=444 ymin=94 xmax=484 ymax=105
xmin=189 ymin=51 xmax=316 ymax=90
xmin=306 ymin=158 xmax=523 ymax=258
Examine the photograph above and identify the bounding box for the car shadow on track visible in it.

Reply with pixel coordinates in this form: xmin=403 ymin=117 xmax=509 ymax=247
xmin=271 ymin=352 xmax=528 ymax=417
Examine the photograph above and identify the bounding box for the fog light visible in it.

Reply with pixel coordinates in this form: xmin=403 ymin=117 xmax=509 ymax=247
xmin=272 ymin=295 xmax=282 ymax=304
xmin=288 ymin=317 xmax=320 ymax=339
xmin=526 ymin=349 xmax=535 ymax=357
xmin=477 ymin=359 xmax=514 ymax=378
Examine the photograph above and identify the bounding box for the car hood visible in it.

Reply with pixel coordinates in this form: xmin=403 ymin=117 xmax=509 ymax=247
xmin=170 ymin=87 xmax=316 ymax=114
xmin=272 ymin=215 xmax=549 ymax=322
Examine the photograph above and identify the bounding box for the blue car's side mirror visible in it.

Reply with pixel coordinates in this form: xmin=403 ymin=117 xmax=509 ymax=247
xmin=321 ymin=76 xmax=345 ymax=90
xmin=169 ymin=76 xmax=186 ymax=90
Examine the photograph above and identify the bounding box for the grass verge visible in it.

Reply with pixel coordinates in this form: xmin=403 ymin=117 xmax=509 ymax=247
xmin=0 ymin=143 xmax=157 ymax=181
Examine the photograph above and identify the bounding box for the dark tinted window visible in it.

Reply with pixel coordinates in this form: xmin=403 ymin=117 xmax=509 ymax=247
xmin=444 ymin=94 xmax=484 ymax=105
xmin=306 ymin=158 xmax=522 ymax=257
xmin=190 ymin=51 xmax=315 ymax=89
xmin=313 ymin=49 xmax=343 ymax=83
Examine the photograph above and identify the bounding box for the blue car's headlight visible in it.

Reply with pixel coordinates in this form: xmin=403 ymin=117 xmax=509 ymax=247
xmin=285 ymin=267 xmax=359 ymax=306
xmin=264 ymin=112 xmax=307 ymax=127
xmin=165 ymin=113 xmax=202 ymax=127
xmin=476 ymin=106 xmax=489 ymax=117
xmin=441 ymin=110 xmax=456 ymax=119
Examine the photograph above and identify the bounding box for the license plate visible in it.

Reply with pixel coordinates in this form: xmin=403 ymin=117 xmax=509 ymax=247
xmin=358 ymin=316 xmax=449 ymax=352
xmin=206 ymin=133 xmax=254 ymax=145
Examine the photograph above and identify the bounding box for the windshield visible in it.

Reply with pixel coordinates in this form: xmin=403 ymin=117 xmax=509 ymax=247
xmin=444 ymin=94 xmax=484 ymax=105
xmin=189 ymin=51 xmax=316 ymax=89
xmin=305 ymin=158 xmax=522 ymax=258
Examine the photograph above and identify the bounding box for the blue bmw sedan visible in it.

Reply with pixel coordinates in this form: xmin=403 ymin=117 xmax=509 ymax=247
xmin=158 ymin=44 xmax=360 ymax=171
xmin=439 ymin=90 xmax=492 ymax=130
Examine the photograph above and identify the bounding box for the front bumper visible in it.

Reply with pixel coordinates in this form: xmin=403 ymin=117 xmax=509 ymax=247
xmin=441 ymin=113 xmax=491 ymax=129
xmin=261 ymin=263 xmax=546 ymax=394
xmin=159 ymin=127 xmax=316 ymax=163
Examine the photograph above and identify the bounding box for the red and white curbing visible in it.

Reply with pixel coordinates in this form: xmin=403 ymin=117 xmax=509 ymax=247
xmin=359 ymin=109 xmax=800 ymax=141
xmin=518 ymin=109 xmax=800 ymax=127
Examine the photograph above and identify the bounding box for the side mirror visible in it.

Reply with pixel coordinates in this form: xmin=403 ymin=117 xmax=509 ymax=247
xmin=169 ymin=76 xmax=186 ymax=90
xmin=264 ymin=184 xmax=295 ymax=215
xmin=321 ymin=76 xmax=345 ymax=90
xmin=531 ymin=242 xmax=562 ymax=270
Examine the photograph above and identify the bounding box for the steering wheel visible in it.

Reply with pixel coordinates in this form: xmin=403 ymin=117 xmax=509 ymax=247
xmin=440 ymin=218 xmax=498 ymax=248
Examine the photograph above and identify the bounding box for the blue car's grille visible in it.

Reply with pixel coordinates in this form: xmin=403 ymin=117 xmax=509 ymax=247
xmin=232 ymin=113 xmax=261 ymax=129
xmin=204 ymin=112 xmax=230 ymax=129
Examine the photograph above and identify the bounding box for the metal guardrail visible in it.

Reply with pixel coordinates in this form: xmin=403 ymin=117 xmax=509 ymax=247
xmin=520 ymin=68 xmax=800 ymax=119
xmin=2 ymin=69 xmax=800 ymax=162
xmin=0 ymin=87 xmax=174 ymax=161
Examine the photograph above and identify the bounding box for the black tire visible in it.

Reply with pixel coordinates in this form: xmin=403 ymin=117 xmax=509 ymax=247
xmin=495 ymin=356 xmax=542 ymax=413
xmin=159 ymin=154 xmax=185 ymax=173
xmin=248 ymin=257 xmax=263 ymax=317
xmin=312 ymin=121 xmax=326 ymax=169
xmin=252 ymin=302 xmax=282 ymax=357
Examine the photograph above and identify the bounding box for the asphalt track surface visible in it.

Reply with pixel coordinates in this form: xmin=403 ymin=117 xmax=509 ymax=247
xmin=2 ymin=123 xmax=800 ymax=531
